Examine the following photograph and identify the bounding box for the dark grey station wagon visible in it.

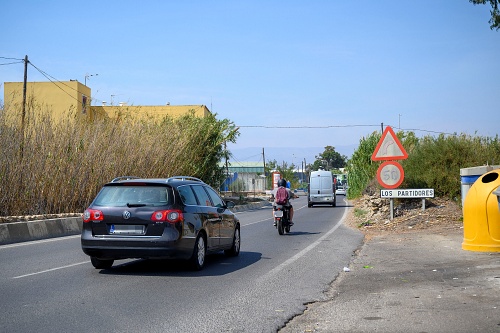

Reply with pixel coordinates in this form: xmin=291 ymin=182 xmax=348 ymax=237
xmin=81 ymin=176 xmax=240 ymax=270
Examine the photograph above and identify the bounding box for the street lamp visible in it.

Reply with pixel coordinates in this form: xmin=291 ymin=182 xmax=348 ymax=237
xmin=84 ymin=73 xmax=98 ymax=86
xmin=110 ymin=94 xmax=120 ymax=106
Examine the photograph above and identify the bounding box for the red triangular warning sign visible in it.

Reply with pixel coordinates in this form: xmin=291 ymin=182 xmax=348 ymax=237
xmin=371 ymin=126 xmax=408 ymax=161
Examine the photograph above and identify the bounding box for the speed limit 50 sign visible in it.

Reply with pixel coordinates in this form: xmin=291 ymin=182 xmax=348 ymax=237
xmin=372 ymin=126 xmax=408 ymax=189
xmin=376 ymin=161 xmax=404 ymax=189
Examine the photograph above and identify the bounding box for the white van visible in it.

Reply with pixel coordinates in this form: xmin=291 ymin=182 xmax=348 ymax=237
xmin=308 ymin=170 xmax=336 ymax=207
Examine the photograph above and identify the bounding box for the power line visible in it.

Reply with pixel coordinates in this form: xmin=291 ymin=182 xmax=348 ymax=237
xmin=0 ymin=56 xmax=24 ymax=61
xmin=2 ymin=56 xmax=90 ymax=105
xmin=27 ymin=60 xmax=103 ymax=106
xmin=0 ymin=61 xmax=23 ymax=66
xmin=396 ymin=127 xmax=458 ymax=136
xmin=237 ymin=123 xmax=459 ymax=136
xmin=238 ymin=124 xmax=379 ymax=129
xmin=0 ymin=56 xmax=24 ymax=66
xmin=0 ymin=57 xmax=474 ymax=138
xmin=28 ymin=61 xmax=84 ymax=105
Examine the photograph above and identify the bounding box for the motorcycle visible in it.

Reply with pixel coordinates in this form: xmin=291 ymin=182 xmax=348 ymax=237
xmin=273 ymin=204 xmax=291 ymax=235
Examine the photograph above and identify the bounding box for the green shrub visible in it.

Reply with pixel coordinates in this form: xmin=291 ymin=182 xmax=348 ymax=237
xmin=345 ymin=131 xmax=381 ymax=198
xmin=346 ymin=129 xmax=500 ymax=203
xmin=402 ymin=134 xmax=500 ymax=200
xmin=353 ymin=207 xmax=368 ymax=218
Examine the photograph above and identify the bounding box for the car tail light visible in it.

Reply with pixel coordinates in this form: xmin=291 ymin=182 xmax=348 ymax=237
xmin=151 ymin=209 xmax=183 ymax=223
xmin=83 ymin=209 xmax=104 ymax=223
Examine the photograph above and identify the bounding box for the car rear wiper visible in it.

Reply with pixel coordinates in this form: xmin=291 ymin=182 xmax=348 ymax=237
xmin=127 ymin=203 xmax=147 ymax=207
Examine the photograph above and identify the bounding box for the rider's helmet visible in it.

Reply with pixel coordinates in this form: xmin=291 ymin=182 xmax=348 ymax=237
xmin=278 ymin=178 xmax=287 ymax=188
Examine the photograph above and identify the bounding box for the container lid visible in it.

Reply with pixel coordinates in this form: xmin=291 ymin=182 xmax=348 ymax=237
xmin=460 ymin=165 xmax=500 ymax=176
xmin=493 ymin=186 xmax=500 ymax=197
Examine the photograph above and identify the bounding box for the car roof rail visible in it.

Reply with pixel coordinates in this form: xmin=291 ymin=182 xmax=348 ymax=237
xmin=166 ymin=176 xmax=204 ymax=183
xmin=110 ymin=176 xmax=141 ymax=183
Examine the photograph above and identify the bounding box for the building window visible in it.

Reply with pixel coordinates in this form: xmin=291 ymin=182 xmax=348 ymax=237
xmin=82 ymin=95 xmax=87 ymax=114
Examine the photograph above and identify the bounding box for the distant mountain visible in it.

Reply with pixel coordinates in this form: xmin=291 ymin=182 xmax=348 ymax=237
xmin=227 ymin=145 xmax=357 ymax=165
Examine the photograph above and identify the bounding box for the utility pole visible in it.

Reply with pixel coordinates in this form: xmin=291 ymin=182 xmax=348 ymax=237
xmin=20 ymin=55 xmax=28 ymax=157
xmin=304 ymin=158 xmax=307 ymax=183
xmin=225 ymin=142 xmax=229 ymax=191
xmin=301 ymin=160 xmax=304 ymax=183
xmin=262 ymin=148 xmax=266 ymax=190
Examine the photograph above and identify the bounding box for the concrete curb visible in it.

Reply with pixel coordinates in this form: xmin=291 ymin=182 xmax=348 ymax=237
xmin=0 ymin=201 xmax=271 ymax=245
xmin=230 ymin=200 xmax=272 ymax=212
xmin=0 ymin=217 xmax=82 ymax=245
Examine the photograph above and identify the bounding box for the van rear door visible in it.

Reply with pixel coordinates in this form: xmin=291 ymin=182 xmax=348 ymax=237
xmin=320 ymin=176 xmax=332 ymax=194
xmin=308 ymin=171 xmax=336 ymax=207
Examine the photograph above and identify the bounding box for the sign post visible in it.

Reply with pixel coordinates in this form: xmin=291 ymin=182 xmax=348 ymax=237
xmin=272 ymin=172 xmax=281 ymax=190
xmin=380 ymin=189 xmax=435 ymax=213
xmin=371 ymin=126 xmax=409 ymax=219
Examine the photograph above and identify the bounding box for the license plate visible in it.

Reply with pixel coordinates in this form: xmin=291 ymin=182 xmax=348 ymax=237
xmin=110 ymin=224 xmax=145 ymax=235
xmin=273 ymin=210 xmax=283 ymax=218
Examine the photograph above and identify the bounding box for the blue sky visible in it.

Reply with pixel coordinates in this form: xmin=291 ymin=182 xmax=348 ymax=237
xmin=1 ymin=1 xmax=499 ymax=165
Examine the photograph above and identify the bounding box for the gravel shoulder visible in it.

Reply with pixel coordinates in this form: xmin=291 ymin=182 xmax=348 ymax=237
xmin=279 ymin=196 xmax=500 ymax=333
xmin=344 ymin=195 xmax=464 ymax=239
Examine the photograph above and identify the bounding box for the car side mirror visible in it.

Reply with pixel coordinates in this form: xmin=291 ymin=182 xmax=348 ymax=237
xmin=225 ymin=200 xmax=236 ymax=209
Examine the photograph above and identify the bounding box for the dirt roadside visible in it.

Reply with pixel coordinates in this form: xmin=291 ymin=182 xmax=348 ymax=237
xmin=344 ymin=195 xmax=464 ymax=239
xmin=279 ymin=197 xmax=500 ymax=333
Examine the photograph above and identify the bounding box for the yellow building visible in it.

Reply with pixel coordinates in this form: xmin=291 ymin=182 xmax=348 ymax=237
xmin=3 ymin=81 xmax=91 ymax=124
xmin=92 ymin=104 xmax=211 ymax=122
xmin=3 ymin=81 xmax=211 ymax=124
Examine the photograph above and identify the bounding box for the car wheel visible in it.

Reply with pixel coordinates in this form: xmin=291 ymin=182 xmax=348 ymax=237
xmin=90 ymin=257 xmax=114 ymax=269
xmin=224 ymin=227 xmax=240 ymax=257
xmin=190 ymin=233 xmax=207 ymax=270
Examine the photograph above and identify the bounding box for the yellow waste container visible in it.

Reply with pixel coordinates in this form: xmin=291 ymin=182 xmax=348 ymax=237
xmin=462 ymin=169 xmax=500 ymax=252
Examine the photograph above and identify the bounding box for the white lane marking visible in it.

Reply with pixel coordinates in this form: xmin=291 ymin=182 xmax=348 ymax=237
xmin=5 ymin=200 xmax=320 ymax=279
xmin=0 ymin=235 xmax=80 ymax=250
xmin=258 ymin=205 xmax=349 ymax=282
xmin=12 ymin=261 xmax=88 ymax=279
xmin=0 ymin=235 xmax=86 ymax=279
xmin=244 ymin=217 xmax=273 ymax=226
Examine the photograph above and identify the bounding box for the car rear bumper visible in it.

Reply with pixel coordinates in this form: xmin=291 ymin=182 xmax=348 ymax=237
xmin=81 ymin=230 xmax=195 ymax=260
xmin=309 ymin=195 xmax=334 ymax=203
xmin=81 ymin=245 xmax=192 ymax=260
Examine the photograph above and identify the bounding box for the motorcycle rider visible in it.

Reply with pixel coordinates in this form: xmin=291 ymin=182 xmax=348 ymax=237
xmin=272 ymin=178 xmax=295 ymax=226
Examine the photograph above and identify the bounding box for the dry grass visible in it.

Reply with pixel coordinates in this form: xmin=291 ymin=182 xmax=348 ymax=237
xmin=0 ymin=103 xmax=238 ymax=216
xmin=344 ymin=196 xmax=464 ymax=239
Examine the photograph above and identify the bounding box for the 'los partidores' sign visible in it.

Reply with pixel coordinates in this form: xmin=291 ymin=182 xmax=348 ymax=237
xmin=380 ymin=189 xmax=435 ymax=198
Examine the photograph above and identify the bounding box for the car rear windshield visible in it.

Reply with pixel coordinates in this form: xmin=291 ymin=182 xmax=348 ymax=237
xmin=93 ymin=185 xmax=173 ymax=207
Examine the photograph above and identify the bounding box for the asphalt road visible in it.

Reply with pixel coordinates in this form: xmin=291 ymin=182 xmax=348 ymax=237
xmin=0 ymin=196 xmax=363 ymax=333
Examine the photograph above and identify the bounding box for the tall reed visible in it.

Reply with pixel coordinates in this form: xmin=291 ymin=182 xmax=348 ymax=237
xmin=0 ymin=103 xmax=238 ymax=216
